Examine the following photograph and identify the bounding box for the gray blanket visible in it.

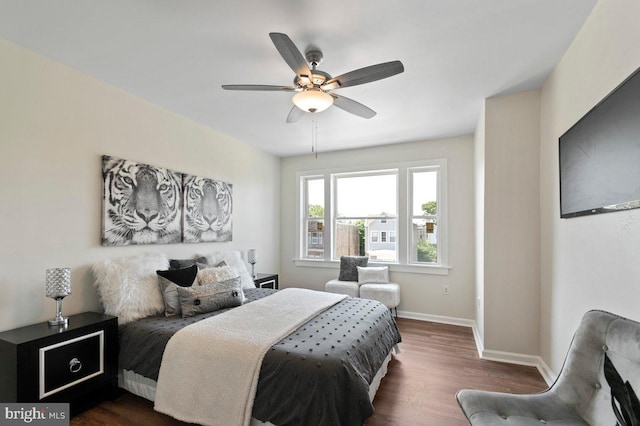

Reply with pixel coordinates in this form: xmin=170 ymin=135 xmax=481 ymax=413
xmin=118 ymin=288 xmax=401 ymax=426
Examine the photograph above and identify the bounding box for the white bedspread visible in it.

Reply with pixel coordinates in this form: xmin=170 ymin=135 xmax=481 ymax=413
xmin=154 ymin=288 xmax=347 ymax=426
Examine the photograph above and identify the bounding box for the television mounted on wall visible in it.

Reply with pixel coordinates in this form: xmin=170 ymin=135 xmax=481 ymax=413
xmin=559 ymin=66 xmax=640 ymax=218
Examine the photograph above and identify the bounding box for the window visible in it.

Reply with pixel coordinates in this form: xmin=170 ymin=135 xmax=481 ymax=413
xmin=335 ymin=171 xmax=397 ymax=261
xmin=409 ymin=167 xmax=442 ymax=264
xmin=297 ymin=159 xmax=447 ymax=274
xmin=302 ymin=177 xmax=325 ymax=259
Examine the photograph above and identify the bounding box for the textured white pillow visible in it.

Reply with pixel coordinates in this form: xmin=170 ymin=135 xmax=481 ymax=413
xmin=357 ymin=266 xmax=390 ymax=284
xmin=198 ymin=250 xmax=255 ymax=289
xmin=197 ymin=265 xmax=239 ymax=286
xmin=92 ymin=253 xmax=168 ymax=324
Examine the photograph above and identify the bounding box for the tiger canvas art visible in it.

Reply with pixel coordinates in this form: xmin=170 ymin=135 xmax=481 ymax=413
xmin=183 ymin=174 xmax=233 ymax=243
xmin=102 ymin=155 xmax=183 ymax=246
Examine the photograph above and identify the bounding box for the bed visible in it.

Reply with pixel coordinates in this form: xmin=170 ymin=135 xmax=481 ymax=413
xmin=117 ymin=287 xmax=401 ymax=426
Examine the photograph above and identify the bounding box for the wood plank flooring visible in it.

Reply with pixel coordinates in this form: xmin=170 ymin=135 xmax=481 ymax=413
xmin=71 ymin=318 xmax=548 ymax=426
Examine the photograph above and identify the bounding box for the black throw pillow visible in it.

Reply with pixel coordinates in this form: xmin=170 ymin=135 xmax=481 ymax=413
xmin=157 ymin=264 xmax=199 ymax=287
xmin=338 ymin=256 xmax=369 ymax=281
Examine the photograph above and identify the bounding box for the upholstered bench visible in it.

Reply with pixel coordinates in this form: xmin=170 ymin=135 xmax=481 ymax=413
xmin=325 ymin=279 xmax=360 ymax=297
xmin=360 ymin=283 xmax=400 ymax=317
xmin=325 ymin=256 xmax=369 ymax=298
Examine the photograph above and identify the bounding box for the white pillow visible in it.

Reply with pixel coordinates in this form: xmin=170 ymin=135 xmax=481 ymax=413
xmin=357 ymin=266 xmax=390 ymax=284
xmin=92 ymin=253 xmax=168 ymax=324
xmin=198 ymin=251 xmax=255 ymax=289
xmin=197 ymin=265 xmax=239 ymax=286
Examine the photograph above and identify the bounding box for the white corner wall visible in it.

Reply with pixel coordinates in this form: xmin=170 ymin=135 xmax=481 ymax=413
xmin=0 ymin=38 xmax=281 ymax=332
xmin=539 ymin=0 xmax=640 ymax=373
xmin=480 ymin=89 xmax=541 ymax=356
xmin=280 ymin=136 xmax=476 ymax=321
xmin=474 ymin=103 xmax=486 ymax=343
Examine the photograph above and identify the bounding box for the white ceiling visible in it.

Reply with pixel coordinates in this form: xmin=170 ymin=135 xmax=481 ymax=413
xmin=0 ymin=0 xmax=597 ymax=157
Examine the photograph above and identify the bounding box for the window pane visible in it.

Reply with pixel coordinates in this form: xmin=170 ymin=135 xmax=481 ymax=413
xmin=307 ymin=178 xmax=324 ymax=217
xmin=336 ymin=174 xmax=397 ymax=217
xmin=412 ymin=171 xmax=437 ymax=216
xmin=335 ymin=219 xmax=364 ymax=257
xmin=364 ymin=218 xmax=397 ymax=262
xmin=305 ymin=219 xmax=324 ymax=259
xmin=411 ymin=218 xmax=438 ymax=263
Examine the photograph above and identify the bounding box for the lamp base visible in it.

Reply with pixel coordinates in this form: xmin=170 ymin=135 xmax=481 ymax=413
xmin=48 ymin=317 xmax=68 ymax=327
xmin=48 ymin=297 xmax=68 ymax=327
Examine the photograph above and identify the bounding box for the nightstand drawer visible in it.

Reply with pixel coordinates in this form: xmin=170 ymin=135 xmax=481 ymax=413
xmin=40 ymin=330 xmax=104 ymax=399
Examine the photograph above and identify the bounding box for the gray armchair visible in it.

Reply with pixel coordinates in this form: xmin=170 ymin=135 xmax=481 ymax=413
xmin=456 ymin=310 xmax=640 ymax=425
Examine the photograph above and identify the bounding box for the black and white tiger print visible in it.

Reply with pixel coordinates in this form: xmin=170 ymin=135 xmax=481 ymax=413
xmin=102 ymin=155 xmax=182 ymax=246
xmin=183 ymin=175 xmax=232 ymax=243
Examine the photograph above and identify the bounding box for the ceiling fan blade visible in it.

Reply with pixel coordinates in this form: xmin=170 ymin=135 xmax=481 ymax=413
xmin=331 ymin=94 xmax=376 ymax=119
xmin=324 ymin=61 xmax=404 ymax=90
xmin=286 ymin=105 xmax=306 ymax=123
xmin=269 ymin=32 xmax=312 ymax=78
xmin=221 ymin=84 xmax=296 ymax=91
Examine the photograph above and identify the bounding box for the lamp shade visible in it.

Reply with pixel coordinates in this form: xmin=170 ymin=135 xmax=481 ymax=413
xmin=292 ymin=88 xmax=334 ymax=113
xmin=46 ymin=268 xmax=71 ymax=299
xmin=247 ymin=249 xmax=257 ymax=264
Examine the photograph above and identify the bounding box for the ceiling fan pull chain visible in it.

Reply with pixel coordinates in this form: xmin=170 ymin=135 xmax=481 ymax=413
xmin=312 ymin=119 xmax=318 ymax=159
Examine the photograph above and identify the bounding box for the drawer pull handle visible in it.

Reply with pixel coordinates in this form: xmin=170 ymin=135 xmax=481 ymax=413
xmin=69 ymin=358 xmax=82 ymax=373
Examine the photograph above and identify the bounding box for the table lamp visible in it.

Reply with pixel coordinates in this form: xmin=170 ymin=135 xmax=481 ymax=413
xmin=247 ymin=249 xmax=257 ymax=279
xmin=46 ymin=268 xmax=71 ymax=326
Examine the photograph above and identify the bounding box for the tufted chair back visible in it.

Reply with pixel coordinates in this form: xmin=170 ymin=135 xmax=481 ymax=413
xmin=551 ymin=310 xmax=640 ymax=425
xmin=457 ymin=310 xmax=640 ymax=425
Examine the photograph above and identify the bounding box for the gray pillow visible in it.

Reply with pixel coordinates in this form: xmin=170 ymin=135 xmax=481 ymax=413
xmin=157 ymin=265 xmax=198 ymax=316
xmin=176 ymin=277 xmax=243 ymax=318
xmin=338 ymin=256 xmax=369 ymax=281
xmin=169 ymin=257 xmax=207 ymax=270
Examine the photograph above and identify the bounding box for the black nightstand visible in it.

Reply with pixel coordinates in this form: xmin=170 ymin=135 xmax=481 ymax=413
xmin=0 ymin=312 xmax=118 ymax=415
xmin=254 ymin=273 xmax=279 ymax=289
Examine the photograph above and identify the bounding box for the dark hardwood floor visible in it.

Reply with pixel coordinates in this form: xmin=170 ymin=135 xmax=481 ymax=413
xmin=71 ymin=318 xmax=548 ymax=425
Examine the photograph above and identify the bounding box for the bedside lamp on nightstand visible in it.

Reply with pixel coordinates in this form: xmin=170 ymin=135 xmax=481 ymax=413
xmin=247 ymin=249 xmax=257 ymax=279
xmin=45 ymin=268 xmax=71 ymax=326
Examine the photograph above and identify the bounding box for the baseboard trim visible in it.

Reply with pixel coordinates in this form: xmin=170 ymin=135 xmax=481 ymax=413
xmin=536 ymin=358 xmax=556 ymax=387
xmin=397 ymin=310 xmax=475 ymax=328
xmin=397 ymin=310 xmax=557 ymax=386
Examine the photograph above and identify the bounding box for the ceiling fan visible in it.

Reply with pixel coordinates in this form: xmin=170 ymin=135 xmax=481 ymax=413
xmin=222 ymin=33 xmax=404 ymax=123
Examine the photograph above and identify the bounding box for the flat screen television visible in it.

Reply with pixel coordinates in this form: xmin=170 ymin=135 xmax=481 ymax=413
xmin=559 ymin=66 xmax=640 ymax=218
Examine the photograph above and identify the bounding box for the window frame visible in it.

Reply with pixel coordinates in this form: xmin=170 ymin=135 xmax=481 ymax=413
xmin=295 ymin=159 xmax=449 ymax=275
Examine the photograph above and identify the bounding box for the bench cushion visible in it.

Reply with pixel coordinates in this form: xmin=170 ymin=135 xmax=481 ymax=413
xmin=325 ymin=279 xmax=359 ymax=297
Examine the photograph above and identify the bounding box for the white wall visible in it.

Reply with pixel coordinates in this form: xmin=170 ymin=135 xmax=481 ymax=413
xmin=280 ymin=136 xmax=476 ymax=321
xmin=0 ymin=38 xmax=281 ymax=332
xmin=480 ymin=90 xmax=541 ymax=355
xmin=539 ymin=0 xmax=640 ymax=373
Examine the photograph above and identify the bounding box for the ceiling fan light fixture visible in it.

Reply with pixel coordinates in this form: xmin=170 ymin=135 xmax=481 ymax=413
xmin=292 ymin=88 xmax=334 ymax=113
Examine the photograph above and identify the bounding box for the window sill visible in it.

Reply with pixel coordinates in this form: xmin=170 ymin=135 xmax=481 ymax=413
xmin=292 ymin=259 xmax=450 ymax=276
